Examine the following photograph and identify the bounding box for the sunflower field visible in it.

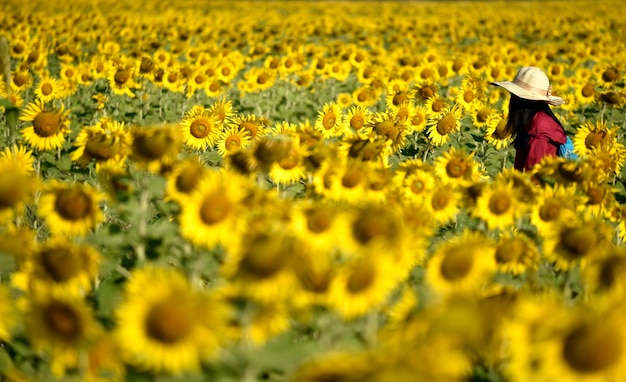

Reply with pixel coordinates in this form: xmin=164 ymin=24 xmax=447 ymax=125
xmin=1 ymin=0 xmax=626 ymax=381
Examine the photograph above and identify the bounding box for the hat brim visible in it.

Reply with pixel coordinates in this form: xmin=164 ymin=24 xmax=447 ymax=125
xmin=491 ymin=81 xmax=564 ymax=106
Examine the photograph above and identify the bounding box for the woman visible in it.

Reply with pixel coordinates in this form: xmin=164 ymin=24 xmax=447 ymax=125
xmin=492 ymin=66 xmax=566 ymax=172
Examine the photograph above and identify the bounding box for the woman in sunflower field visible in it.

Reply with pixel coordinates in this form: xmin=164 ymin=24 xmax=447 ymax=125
xmin=492 ymin=66 xmax=567 ymax=172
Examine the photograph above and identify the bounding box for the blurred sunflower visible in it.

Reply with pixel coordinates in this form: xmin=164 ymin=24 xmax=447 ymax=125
xmin=208 ymin=97 xmax=235 ymax=126
xmin=0 ymin=161 xmax=39 ymax=224
xmin=16 ymin=236 xmax=100 ymax=295
xmin=425 ymin=184 xmax=461 ymax=225
xmin=72 ymin=117 xmax=132 ymax=173
xmin=424 ymin=94 xmax=449 ymax=118
xmin=471 ymin=180 xmax=521 ymax=231
xmin=406 ymin=103 xmax=428 ymax=133
xmin=0 ymin=145 xmax=35 ymax=174
xmin=583 ymin=246 xmax=626 ymax=299
xmin=369 ymin=111 xmax=409 ymax=155
xmin=581 ymin=181 xmax=616 ymax=219
xmin=426 ymin=104 xmax=462 ymax=146
xmin=228 ymin=113 xmax=268 ymax=141
xmin=164 ymin=156 xmax=209 ymax=204
xmin=107 ymin=58 xmax=140 ymax=97
xmin=385 ymin=80 xmax=413 ymax=111
xmin=493 ymin=230 xmax=539 ymax=275
xmin=115 ymin=266 xmax=228 ymax=375
xmin=434 ymin=147 xmax=482 ymax=187
xmin=19 ymin=100 xmax=70 ymax=151
xmin=426 ymin=230 xmax=496 ymax=297
xmin=25 ymin=290 xmax=102 ymax=377
xmin=543 ymin=215 xmax=614 ymax=271
xmin=328 ymin=253 xmax=399 ymax=320
xmin=0 ymin=285 xmax=17 ymax=342
xmin=130 ymin=124 xmax=181 ymax=173
xmin=38 ymin=180 xmax=105 ymax=236
xmin=530 ymin=184 xmax=584 ymax=235
xmin=396 ymin=168 xmax=436 ymax=204
xmin=484 ymin=112 xmax=513 ymax=149
xmin=179 ymin=170 xmax=246 ymax=250
xmin=352 ymin=86 xmax=379 ymax=108
xmin=268 ymin=134 xmax=307 ymax=185
xmin=574 ymin=79 xmax=598 ymax=105
xmin=179 ymin=105 xmax=221 ymax=151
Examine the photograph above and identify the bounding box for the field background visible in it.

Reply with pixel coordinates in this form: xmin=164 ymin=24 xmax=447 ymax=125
xmin=1 ymin=1 xmax=626 ymax=381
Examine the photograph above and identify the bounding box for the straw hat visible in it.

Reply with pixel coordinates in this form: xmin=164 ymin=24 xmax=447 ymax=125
xmin=491 ymin=66 xmax=564 ymax=106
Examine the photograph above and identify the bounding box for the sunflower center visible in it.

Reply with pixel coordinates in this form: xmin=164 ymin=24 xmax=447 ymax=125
xmin=257 ymin=73 xmax=268 ymax=85
xmin=445 ymin=158 xmax=468 ymax=178
xmin=199 ymin=193 xmax=231 ymax=225
xmin=13 ymin=73 xmax=27 ymax=87
xmin=436 ymin=114 xmax=456 ymax=135
xmin=194 ymin=74 xmax=206 ymax=84
xmin=54 ymin=188 xmax=92 ymax=221
xmin=419 ymin=68 xmax=433 ymax=80
xmin=278 ymin=150 xmax=299 ymax=170
xmin=306 ymin=208 xmax=332 ymax=233
xmin=41 ymin=247 xmax=82 ymax=282
xmin=581 ymin=84 xmax=595 ymax=98
xmin=240 ymin=122 xmax=259 ymax=139
xmin=167 ymin=72 xmax=178 ymax=83
xmin=190 ymin=119 xmax=211 ymax=139
xmin=140 ymin=57 xmax=154 ymax=74
xmin=410 ymin=179 xmax=426 ymax=195
xmin=133 ymin=132 xmax=174 ymax=160
xmin=432 ymin=100 xmax=446 ymax=114
xmin=488 ymin=193 xmax=511 ymax=215
xmin=374 ymin=120 xmax=400 ymax=141
xmin=431 ymin=191 xmax=452 ymax=211
xmin=352 ymin=211 xmax=391 ymax=245
xmin=347 ymin=261 xmax=375 ymax=294
xmin=85 ymin=135 xmax=118 ymax=160
xmin=221 ymin=67 xmax=231 ymax=76
xmin=146 ymin=298 xmax=193 ymax=344
xmin=495 ymin=240 xmax=522 ymax=263
xmin=561 ymin=227 xmax=597 ymax=258
xmin=493 ymin=119 xmax=510 ymax=139
xmin=440 ymin=247 xmax=473 ymax=281
xmin=113 ymin=69 xmax=130 ymax=86
xmin=357 ymin=91 xmax=369 ymax=102
xmin=562 ymin=324 xmax=622 ymax=373
xmin=44 ymin=301 xmax=83 ymax=341
xmin=598 ymin=256 xmax=626 ymax=289
xmin=586 ymin=186 xmax=606 ymax=205
xmin=539 ymin=199 xmax=561 ymax=222
xmin=411 ymin=113 xmax=424 ymax=127
xmin=420 ymin=86 xmax=434 ymax=99
xmin=476 ymin=109 xmax=490 ymax=123
xmin=463 ymin=90 xmax=475 ymax=103
xmin=225 ymin=135 xmax=241 ymax=151
xmin=350 ymin=115 xmax=365 ymax=130
xmin=239 ymin=234 xmax=287 ymax=279
xmin=393 ymin=93 xmax=408 ymax=106
xmin=602 ymin=68 xmax=618 ymax=83
xmin=322 ymin=112 xmax=336 ymax=130
xmin=175 ymin=166 xmax=204 ymax=194
xmin=33 ymin=111 xmax=62 ymax=138
xmin=585 ymin=131 xmax=605 ymax=149
xmin=341 ymin=169 xmax=363 ymax=188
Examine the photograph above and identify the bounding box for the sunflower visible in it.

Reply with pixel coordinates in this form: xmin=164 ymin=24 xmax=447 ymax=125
xmin=471 ymin=103 xmax=495 ymax=129
xmin=228 ymin=113 xmax=268 ymax=141
xmin=581 ymin=181 xmax=616 ymax=219
xmin=179 ymin=105 xmax=221 ymax=151
xmin=535 ymin=305 xmax=626 ymax=382
xmin=493 ymin=230 xmax=540 ymax=275
xmin=434 ymin=147 xmax=482 ymax=188
xmin=107 ymin=58 xmax=140 ymax=98
xmin=16 ymin=236 xmax=101 ymax=295
xmin=352 ymin=86 xmax=379 ymax=108
xmin=582 ymin=246 xmax=626 ymax=299
xmin=216 ymin=125 xmax=251 ymax=158
xmin=25 ymin=290 xmax=102 ymax=377
xmin=19 ymin=100 xmax=70 ymax=151
xmin=484 ymin=112 xmax=512 ymax=149
xmin=471 ymin=180 xmax=521 ymax=231
xmin=0 ymin=161 xmax=39 ymax=224
xmin=412 ymin=79 xmax=439 ymax=104
xmin=426 ymin=104 xmax=462 ymax=147
xmin=268 ymin=134 xmax=307 ymax=186
xmin=574 ymin=79 xmax=598 ymax=105
xmin=71 ymin=117 xmax=132 ymax=173
xmin=315 ymin=102 xmax=344 ymax=139
xmin=406 ymin=103 xmax=428 ymax=133
xmin=230 ymin=296 xmax=291 ymax=347
xmin=114 ymin=266 xmax=229 ymax=375
xmin=369 ymin=111 xmax=409 ymax=155
xmin=341 ymin=105 xmax=372 ymax=137
xmin=573 ymin=119 xmax=619 ymax=158
xmin=33 ymin=73 xmax=63 ymax=102
xmin=83 ymin=335 xmax=126 ymax=382
xmin=530 ymin=184 xmax=584 ymax=235
xmin=130 ymin=124 xmax=181 ymax=173
xmin=456 ymin=81 xmax=482 ymax=113
xmin=397 ymin=168 xmax=436 ymax=204
xmin=290 ymin=243 xmax=336 ymax=310
xmin=222 ymin=228 xmax=299 ymax=304
xmin=179 ymin=169 xmax=247 ymax=250
xmin=38 ymin=180 xmax=105 ymax=236
xmin=243 ymin=67 xmax=276 ymax=92
xmin=425 ymin=230 xmax=496 ymax=297
xmin=424 ymin=93 xmax=450 ymax=118
xmin=164 ymin=156 xmax=209 ymax=204
xmin=385 ymin=80 xmax=413 ymax=111
xmin=0 ymin=145 xmax=35 ymax=174
xmin=208 ymin=97 xmax=235 ymax=126
xmin=425 ymin=183 xmax=462 ymax=225
xmin=543 ymin=215 xmax=614 ymax=271
xmin=161 ymin=64 xmax=185 ymax=94
xmin=328 ymin=253 xmax=399 ymax=320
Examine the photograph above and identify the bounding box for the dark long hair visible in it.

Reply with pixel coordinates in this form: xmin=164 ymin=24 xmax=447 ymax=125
xmin=504 ymin=94 xmax=563 ymax=149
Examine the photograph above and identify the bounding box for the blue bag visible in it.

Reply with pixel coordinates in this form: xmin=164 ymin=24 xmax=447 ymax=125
xmin=557 ymin=136 xmax=578 ymax=160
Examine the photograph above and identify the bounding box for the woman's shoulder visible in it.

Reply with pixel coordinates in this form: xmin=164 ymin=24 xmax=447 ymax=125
xmin=531 ymin=111 xmax=561 ymax=130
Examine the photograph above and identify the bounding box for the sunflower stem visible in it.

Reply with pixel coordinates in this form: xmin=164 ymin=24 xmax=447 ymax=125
xmin=364 ymin=310 xmax=378 ymax=349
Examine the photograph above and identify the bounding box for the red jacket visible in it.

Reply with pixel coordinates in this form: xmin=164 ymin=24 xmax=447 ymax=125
xmin=514 ymin=111 xmax=566 ymax=172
